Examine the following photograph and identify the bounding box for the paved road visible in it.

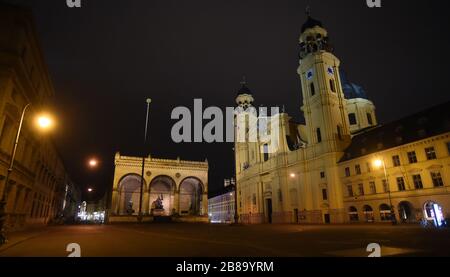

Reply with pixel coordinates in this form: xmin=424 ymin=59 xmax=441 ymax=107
xmin=1 ymin=223 xmax=449 ymax=257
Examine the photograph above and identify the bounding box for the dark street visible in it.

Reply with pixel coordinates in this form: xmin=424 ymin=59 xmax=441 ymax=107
xmin=1 ymin=223 xmax=449 ymax=257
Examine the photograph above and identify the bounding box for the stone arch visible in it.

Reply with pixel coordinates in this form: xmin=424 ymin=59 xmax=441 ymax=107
xmin=398 ymin=201 xmax=414 ymax=223
xmin=178 ymin=176 xmax=204 ymax=216
xmin=117 ymin=174 xmax=146 ymax=215
xmin=149 ymin=175 xmax=176 ymax=216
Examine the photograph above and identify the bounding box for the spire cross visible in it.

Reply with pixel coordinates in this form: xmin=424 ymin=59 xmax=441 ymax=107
xmin=240 ymin=75 xmax=247 ymax=86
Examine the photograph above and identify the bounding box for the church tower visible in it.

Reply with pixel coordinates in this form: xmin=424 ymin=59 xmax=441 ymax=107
xmin=234 ymin=78 xmax=255 ymax=176
xmin=297 ymin=11 xmax=349 ymax=224
xmin=298 ymin=12 xmax=351 ymax=153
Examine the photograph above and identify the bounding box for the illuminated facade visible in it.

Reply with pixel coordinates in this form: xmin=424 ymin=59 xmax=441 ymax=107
xmin=234 ymin=14 xmax=450 ymax=225
xmin=110 ymin=152 xmax=209 ymax=222
xmin=0 ymin=4 xmax=78 ymax=231
xmin=208 ymin=184 xmax=235 ymax=224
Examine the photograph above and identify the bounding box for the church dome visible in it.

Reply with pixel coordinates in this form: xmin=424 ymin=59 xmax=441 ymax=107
xmin=340 ymin=69 xmax=369 ymax=100
xmin=301 ymin=16 xmax=323 ymax=33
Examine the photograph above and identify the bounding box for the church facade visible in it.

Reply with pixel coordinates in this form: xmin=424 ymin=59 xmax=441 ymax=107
xmin=234 ymin=15 xmax=450 ymax=225
xmin=110 ymin=152 xmax=208 ymax=222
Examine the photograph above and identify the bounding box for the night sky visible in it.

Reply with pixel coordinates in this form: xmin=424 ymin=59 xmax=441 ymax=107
xmin=2 ymin=0 xmax=450 ymax=200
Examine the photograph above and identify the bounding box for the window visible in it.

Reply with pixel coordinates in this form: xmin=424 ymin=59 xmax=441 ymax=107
xmin=431 ymin=172 xmax=444 ymax=187
xmin=379 ymin=204 xmax=391 ymax=221
xmin=369 ymin=181 xmax=376 ymax=194
xmin=345 ymin=167 xmax=351 ymax=177
xmin=347 ymin=185 xmax=354 ymax=197
xmin=397 ymin=177 xmax=406 ymax=191
xmin=348 ymin=113 xmax=358 ymax=125
xmin=412 ymin=174 xmax=423 ymax=189
xmin=367 ymin=113 xmax=373 ymax=125
xmin=329 ymin=79 xmax=336 ymax=92
xmin=425 ymin=147 xmax=437 ymax=160
xmin=392 ymin=155 xmax=401 ymax=167
xmin=348 ymin=113 xmax=357 ymax=125
xmin=382 ymin=179 xmax=389 ymax=193
xmin=263 ymin=144 xmax=269 ymax=162
xmin=316 ymin=128 xmax=322 ymax=143
xmin=322 ymin=189 xmax=328 ymax=201
xmin=358 ymin=184 xmax=364 ymax=196
xmin=366 ymin=162 xmax=371 ymax=173
xmin=349 ymin=206 xmax=359 ymax=222
xmin=407 ymin=151 xmax=417 ymax=164
xmin=320 ymin=171 xmax=325 ymax=179
xmin=310 ymin=83 xmax=315 ymax=96
xmin=355 ymin=164 xmax=361 ymax=175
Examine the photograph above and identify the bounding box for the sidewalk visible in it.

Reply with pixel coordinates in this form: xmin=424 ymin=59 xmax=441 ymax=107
xmin=0 ymin=227 xmax=49 ymax=253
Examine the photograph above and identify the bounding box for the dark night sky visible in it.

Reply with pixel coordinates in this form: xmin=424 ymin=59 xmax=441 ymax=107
xmin=2 ymin=0 xmax=450 ymax=200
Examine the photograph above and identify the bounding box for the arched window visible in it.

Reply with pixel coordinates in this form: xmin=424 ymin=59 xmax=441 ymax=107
xmin=363 ymin=205 xmax=374 ymax=222
xmin=329 ymin=79 xmax=336 ymax=93
xmin=349 ymin=206 xmax=359 ymax=222
xmin=379 ymin=204 xmax=391 ymax=221
xmin=310 ymin=83 xmax=315 ymax=96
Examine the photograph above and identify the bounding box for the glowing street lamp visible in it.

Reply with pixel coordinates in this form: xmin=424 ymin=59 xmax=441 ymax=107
xmin=0 ymin=104 xmax=55 ymax=245
xmin=87 ymin=188 xmax=93 ymax=193
xmin=372 ymin=158 xmax=397 ymax=225
xmin=88 ymin=159 xmax=98 ymax=168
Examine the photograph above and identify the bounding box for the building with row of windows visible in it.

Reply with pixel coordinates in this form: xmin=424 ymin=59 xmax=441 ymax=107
xmin=208 ymin=180 xmax=235 ymax=224
xmin=0 ymin=4 xmax=81 ymax=231
xmin=234 ymin=13 xmax=450 ymax=226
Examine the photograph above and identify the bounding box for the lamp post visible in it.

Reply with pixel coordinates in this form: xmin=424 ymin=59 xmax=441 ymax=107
xmin=373 ymin=158 xmax=397 ymax=225
xmin=0 ymin=104 xmax=54 ymax=244
xmin=138 ymin=98 xmax=151 ymax=222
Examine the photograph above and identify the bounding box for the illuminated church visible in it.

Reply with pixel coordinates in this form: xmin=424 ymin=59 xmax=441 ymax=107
xmin=234 ymin=13 xmax=450 ymax=226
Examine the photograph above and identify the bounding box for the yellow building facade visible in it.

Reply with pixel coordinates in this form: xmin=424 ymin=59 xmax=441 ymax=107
xmin=0 ymin=4 xmax=77 ymax=231
xmin=234 ymin=14 xmax=450 ymax=225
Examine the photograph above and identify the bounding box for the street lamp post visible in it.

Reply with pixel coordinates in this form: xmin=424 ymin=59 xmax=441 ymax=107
xmin=0 ymin=104 xmax=53 ymax=244
xmin=374 ymin=158 xmax=397 ymax=225
xmin=138 ymin=98 xmax=151 ymax=223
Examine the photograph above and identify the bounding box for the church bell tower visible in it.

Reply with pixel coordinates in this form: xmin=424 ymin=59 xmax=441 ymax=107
xmin=298 ymin=11 xmax=351 ymax=153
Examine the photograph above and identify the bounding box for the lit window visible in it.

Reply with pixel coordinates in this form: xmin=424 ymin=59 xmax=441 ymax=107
xmin=320 ymin=171 xmax=325 ymax=179
xmin=407 ymin=151 xmax=417 ymax=164
xmin=425 ymin=147 xmax=437 ymax=160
